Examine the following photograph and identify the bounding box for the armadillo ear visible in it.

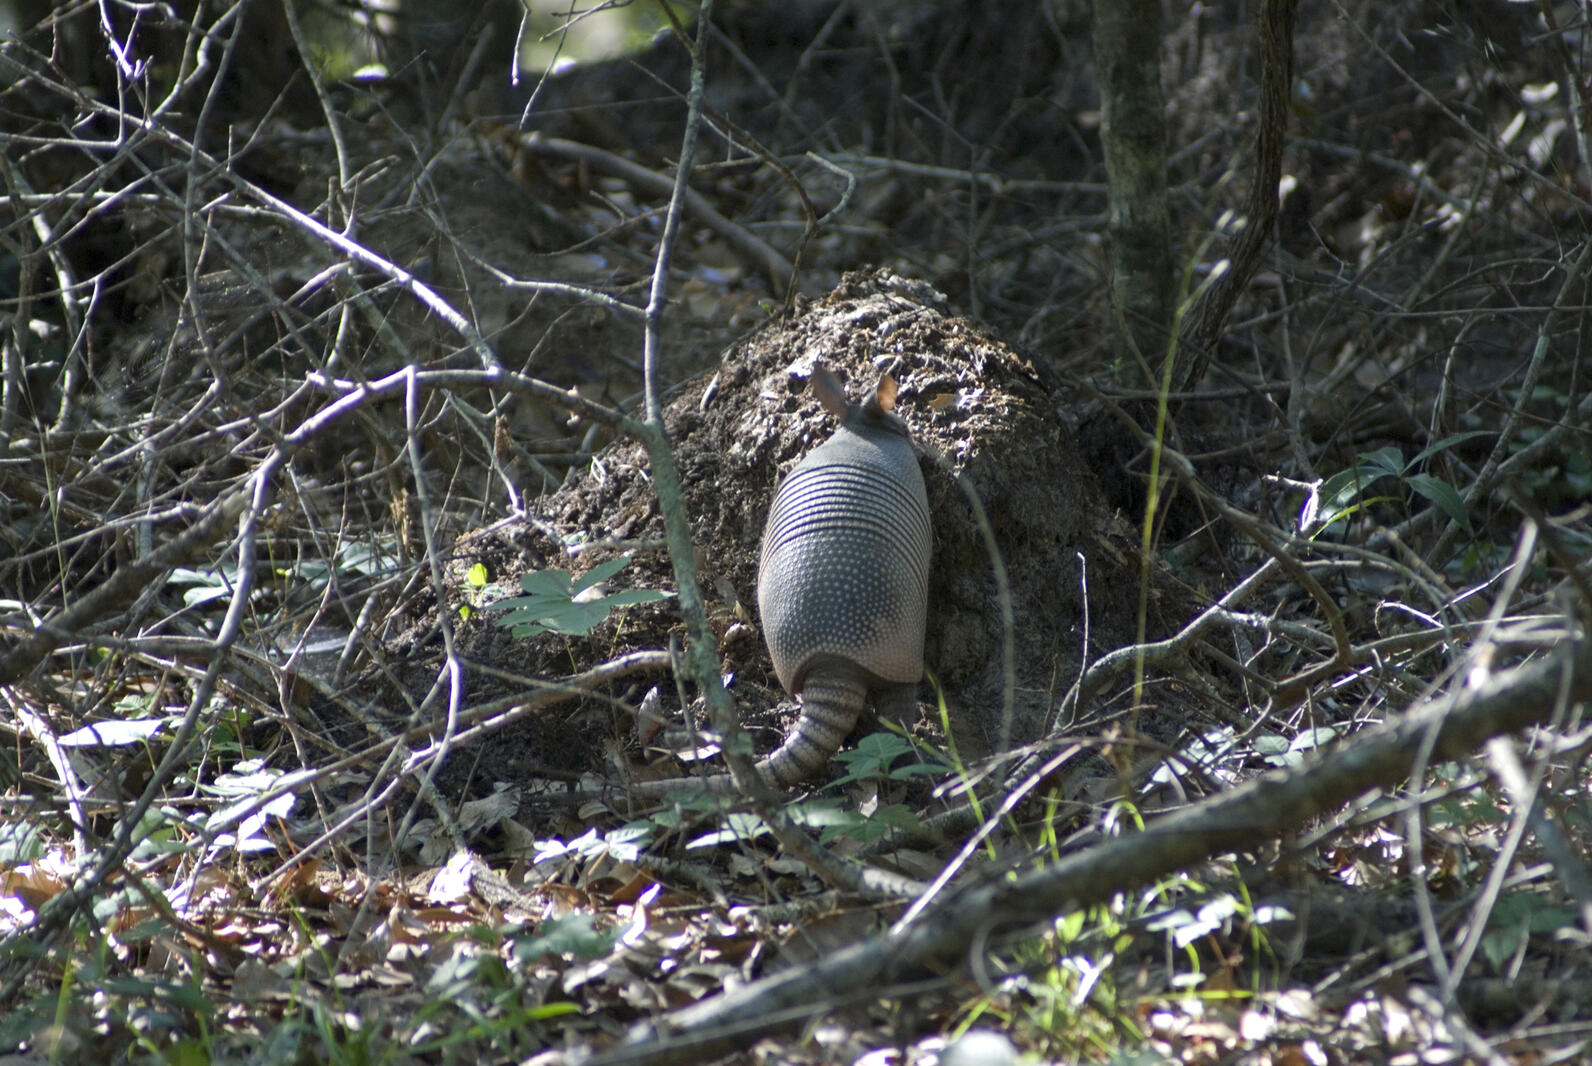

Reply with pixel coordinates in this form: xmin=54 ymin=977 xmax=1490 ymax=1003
xmin=873 ymin=375 xmax=899 ymax=414
xmin=809 ymin=364 xmax=852 ymax=419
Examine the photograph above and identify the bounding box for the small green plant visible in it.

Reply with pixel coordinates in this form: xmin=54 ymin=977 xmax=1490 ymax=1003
xmin=1504 ymin=391 xmax=1592 ymax=506
xmin=1479 ymin=890 xmax=1580 ymax=970
xmin=511 ymin=915 xmax=621 ymax=964
xmin=830 ymin=732 xmax=952 ymax=787
xmin=165 ymin=562 xmax=246 ymax=607
xmin=487 ymin=556 xmax=673 ymax=637
xmin=668 ymin=794 xmax=925 ymax=849
xmin=1310 ymin=431 xmax=1492 ymax=534
xmin=459 ymin=561 xmax=491 ymax=620
xmin=534 ymin=824 xmax=652 ymax=865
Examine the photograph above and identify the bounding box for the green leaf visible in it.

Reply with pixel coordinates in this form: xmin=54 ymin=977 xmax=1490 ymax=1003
xmin=1477 ymin=891 xmax=1576 ymax=970
xmin=166 ymin=564 xmax=238 ymax=607
xmin=1564 ymin=451 xmax=1592 ymax=497
xmin=1251 ymin=734 xmax=1290 ymax=757
xmin=1319 ymin=464 xmax=1387 ymax=510
xmin=512 ymin=915 xmax=618 ymax=962
xmin=1318 ymin=490 xmax=1394 ymax=531
xmin=1359 ymin=445 xmax=1407 ymax=479
xmin=1411 ymin=429 xmax=1494 ymax=465
xmin=1404 ymin=473 xmax=1471 ymax=531
xmin=1527 ymin=902 xmax=1581 ymax=935
xmin=1259 ymin=726 xmax=1339 ymax=767
xmin=833 ymin=732 xmax=913 ymax=776
xmin=0 ymin=822 xmax=45 ymax=863
xmin=514 ymin=568 xmax=576 ymax=598
xmin=486 ymin=557 xmax=673 ymax=637
xmin=493 ymin=597 xmax=595 ymax=630
xmin=525 ymin=1002 xmax=584 ymax=1020
xmin=58 ymin=717 xmax=178 ymax=747
xmin=828 ymin=731 xmax=946 ymax=788
xmin=466 ymin=562 xmax=488 ymax=588
xmin=817 ymin=811 xmax=886 ymax=845
xmin=1289 ymin=726 xmax=1338 ymax=752
xmin=573 ymin=555 xmax=631 ymax=594
xmin=687 ymin=812 xmax=769 ymax=848
xmin=595 ymin=589 xmax=675 ymax=609
xmin=335 ymin=538 xmax=400 ymax=577
xmin=100 ymin=977 xmax=215 ymax=1015
xmin=866 ymin=803 xmax=925 ymax=833
xmin=786 ymin=799 xmax=852 ymax=828
xmin=889 ymin=760 xmax=952 ymax=780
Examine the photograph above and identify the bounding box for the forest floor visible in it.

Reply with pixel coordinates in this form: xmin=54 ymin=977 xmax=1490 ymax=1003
xmin=1 ymin=0 xmax=1590 ymax=1063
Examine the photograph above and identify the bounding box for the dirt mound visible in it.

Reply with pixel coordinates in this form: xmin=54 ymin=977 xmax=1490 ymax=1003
xmin=381 ymin=269 xmax=1162 ymax=801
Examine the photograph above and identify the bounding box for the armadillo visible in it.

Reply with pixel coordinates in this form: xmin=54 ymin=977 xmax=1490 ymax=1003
xmin=748 ymin=364 xmax=932 ymax=787
xmin=624 ymin=365 xmax=931 ymax=798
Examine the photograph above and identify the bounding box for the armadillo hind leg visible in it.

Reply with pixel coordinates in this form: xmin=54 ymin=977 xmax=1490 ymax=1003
xmin=754 ymin=672 xmax=868 ymax=788
xmin=871 ymin=682 xmax=920 ymax=734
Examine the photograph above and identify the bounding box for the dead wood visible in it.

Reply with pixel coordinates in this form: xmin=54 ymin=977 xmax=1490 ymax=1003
xmin=588 ymin=623 xmax=1590 ymax=1066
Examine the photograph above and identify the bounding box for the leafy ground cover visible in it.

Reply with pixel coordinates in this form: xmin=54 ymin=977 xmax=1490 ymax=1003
xmin=1 ymin=1 xmax=1590 ymax=1063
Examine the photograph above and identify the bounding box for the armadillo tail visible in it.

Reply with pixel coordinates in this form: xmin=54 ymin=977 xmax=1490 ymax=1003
xmin=755 ymin=672 xmax=868 ymax=788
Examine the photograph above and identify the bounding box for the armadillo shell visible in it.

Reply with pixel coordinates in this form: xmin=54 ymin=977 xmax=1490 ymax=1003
xmin=756 ymin=423 xmax=931 ymax=695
